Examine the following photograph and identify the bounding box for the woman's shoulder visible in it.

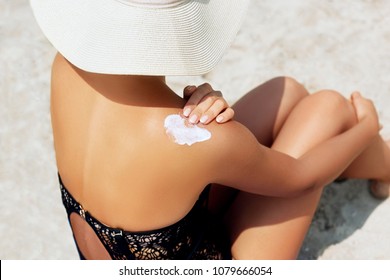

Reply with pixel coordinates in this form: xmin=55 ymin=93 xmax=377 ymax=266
xmin=205 ymin=119 xmax=263 ymax=153
xmin=193 ymin=119 xmax=266 ymax=177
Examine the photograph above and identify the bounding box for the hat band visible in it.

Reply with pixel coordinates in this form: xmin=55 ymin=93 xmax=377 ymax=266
xmin=115 ymin=0 xmax=189 ymax=8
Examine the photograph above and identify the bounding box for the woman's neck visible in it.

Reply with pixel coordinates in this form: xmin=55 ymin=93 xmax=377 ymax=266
xmin=54 ymin=53 xmax=183 ymax=107
xmin=68 ymin=62 xmax=181 ymax=107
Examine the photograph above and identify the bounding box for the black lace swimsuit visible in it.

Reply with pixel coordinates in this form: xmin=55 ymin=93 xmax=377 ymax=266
xmin=59 ymin=175 xmax=231 ymax=260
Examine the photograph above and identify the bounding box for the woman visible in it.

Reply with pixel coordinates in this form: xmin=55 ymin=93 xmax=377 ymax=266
xmin=30 ymin=0 xmax=389 ymax=259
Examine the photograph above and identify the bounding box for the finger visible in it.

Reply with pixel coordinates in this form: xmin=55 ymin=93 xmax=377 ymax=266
xmin=216 ymin=107 xmax=235 ymax=123
xmin=189 ymin=94 xmax=218 ymax=124
xmin=351 ymin=91 xmax=361 ymax=99
xmin=351 ymin=91 xmax=365 ymax=108
xmin=198 ymin=98 xmax=229 ymax=124
xmin=185 ymin=83 xmax=214 ymax=105
xmin=183 ymin=85 xmax=197 ymax=99
xmin=183 ymin=83 xmax=215 ymax=117
xmin=350 ymin=92 xmax=361 ymax=104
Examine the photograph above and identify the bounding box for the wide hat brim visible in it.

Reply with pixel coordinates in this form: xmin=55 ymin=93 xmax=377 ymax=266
xmin=30 ymin=0 xmax=250 ymax=75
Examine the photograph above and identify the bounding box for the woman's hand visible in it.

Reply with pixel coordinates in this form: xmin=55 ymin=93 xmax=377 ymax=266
xmin=182 ymin=83 xmax=234 ymax=124
xmin=351 ymin=91 xmax=381 ymax=133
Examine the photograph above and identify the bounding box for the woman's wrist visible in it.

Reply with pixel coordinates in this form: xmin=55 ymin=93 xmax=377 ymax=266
xmin=357 ymin=116 xmax=380 ymax=141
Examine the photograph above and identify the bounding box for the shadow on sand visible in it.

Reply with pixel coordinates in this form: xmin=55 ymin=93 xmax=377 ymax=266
xmin=298 ymin=179 xmax=384 ymax=259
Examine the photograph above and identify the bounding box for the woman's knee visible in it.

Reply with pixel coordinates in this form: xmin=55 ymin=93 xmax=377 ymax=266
xmin=267 ymin=77 xmax=310 ymax=137
xmin=269 ymin=76 xmax=309 ymax=102
xmin=311 ymin=90 xmax=350 ymax=110
xmin=309 ymin=90 xmax=357 ymax=128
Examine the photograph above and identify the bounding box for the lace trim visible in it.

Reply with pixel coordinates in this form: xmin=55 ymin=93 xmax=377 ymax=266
xmin=58 ymin=175 xmax=227 ymax=259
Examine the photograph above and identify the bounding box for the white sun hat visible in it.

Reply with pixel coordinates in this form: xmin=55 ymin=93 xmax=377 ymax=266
xmin=30 ymin=0 xmax=250 ymax=76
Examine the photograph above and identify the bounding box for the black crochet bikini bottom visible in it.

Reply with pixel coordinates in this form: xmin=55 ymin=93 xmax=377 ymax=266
xmin=58 ymin=174 xmax=231 ymax=260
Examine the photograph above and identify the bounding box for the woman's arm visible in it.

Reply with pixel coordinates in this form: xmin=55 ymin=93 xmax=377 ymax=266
xmin=211 ymin=92 xmax=380 ymax=197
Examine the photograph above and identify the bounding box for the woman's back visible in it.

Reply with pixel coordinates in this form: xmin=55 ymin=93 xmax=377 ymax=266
xmin=51 ymin=54 xmax=220 ymax=232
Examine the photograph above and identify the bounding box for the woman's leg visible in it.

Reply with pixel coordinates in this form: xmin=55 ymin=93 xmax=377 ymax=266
xmin=225 ymin=89 xmax=390 ymax=259
xmin=340 ymin=137 xmax=390 ymax=181
xmin=232 ymin=76 xmax=310 ymax=147
xmin=340 ymin=136 xmax=390 ymax=199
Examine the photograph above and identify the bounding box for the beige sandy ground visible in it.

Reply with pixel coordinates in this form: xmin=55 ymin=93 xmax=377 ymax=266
xmin=1 ymin=0 xmax=390 ymax=259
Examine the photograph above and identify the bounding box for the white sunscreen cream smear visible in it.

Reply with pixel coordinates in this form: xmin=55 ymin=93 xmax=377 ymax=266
xmin=164 ymin=114 xmax=211 ymax=146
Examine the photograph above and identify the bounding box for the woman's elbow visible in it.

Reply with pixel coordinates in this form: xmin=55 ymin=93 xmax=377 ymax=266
xmin=282 ymin=171 xmax=318 ymax=198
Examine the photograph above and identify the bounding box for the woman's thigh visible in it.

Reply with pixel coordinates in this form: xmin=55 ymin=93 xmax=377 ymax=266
xmin=232 ymin=76 xmax=309 ymax=146
xmin=224 ymin=189 xmax=323 ymax=259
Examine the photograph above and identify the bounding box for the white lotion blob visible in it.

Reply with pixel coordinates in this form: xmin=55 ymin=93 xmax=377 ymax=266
xmin=164 ymin=114 xmax=211 ymax=146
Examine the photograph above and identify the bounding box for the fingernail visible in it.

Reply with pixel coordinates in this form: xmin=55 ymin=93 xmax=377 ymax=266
xmin=216 ymin=115 xmax=224 ymax=123
xmin=183 ymin=108 xmax=191 ymax=117
xmin=200 ymin=115 xmax=209 ymax=124
xmin=189 ymin=115 xmax=198 ymax=124
xmin=185 ymin=85 xmax=196 ymax=92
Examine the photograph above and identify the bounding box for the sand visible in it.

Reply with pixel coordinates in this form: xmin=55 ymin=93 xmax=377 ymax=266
xmin=1 ymin=0 xmax=389 ymax=259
